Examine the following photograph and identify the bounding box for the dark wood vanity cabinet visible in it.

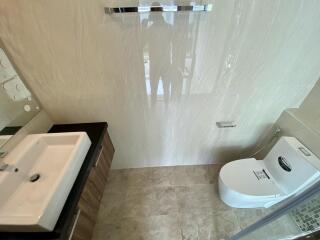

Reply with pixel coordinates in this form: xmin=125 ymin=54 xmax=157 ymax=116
xmin=69 ymin=130 xmax=114 ymax=240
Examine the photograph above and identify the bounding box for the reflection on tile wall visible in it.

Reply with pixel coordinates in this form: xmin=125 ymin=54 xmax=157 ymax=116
xmin=0 ymin=1 xmax=320 ymax=168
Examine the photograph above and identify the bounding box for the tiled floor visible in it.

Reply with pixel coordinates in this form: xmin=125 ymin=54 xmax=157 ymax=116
xmin=91 ymin=165 xmax=297 ymax=240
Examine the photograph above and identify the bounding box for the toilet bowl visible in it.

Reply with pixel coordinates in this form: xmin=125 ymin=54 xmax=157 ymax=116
xmin=218 ymin=137 xmax=320 ymax=208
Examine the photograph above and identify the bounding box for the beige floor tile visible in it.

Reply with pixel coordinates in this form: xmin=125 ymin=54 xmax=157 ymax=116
xmin=97 ymin=190 xmax=127 ymax=222
xmin=93 ymin=215 xmax=182 ymax=240
xmin=122 ymin=215 xmax=182 ymax=240
xmin=92 ymin=220 xmax=123 ymax=240
xmin=175 ymin=184 xmax=231 ymax=212
xmin=124 ymin=186 xmax=179 ymax=218
xmin=178 ymin=210 xmax=201 ymax=240
xmin=170 ymin=165 xmax=220 ymax=186
xmin=178 ymin=209 xmax=240 ymax=240
xmin=207 ymin=164 xmax=223 ymax=185
xmin=233 ymin=208 xmax=269 ymax=229
xmin=126 ymin=167 xmax=174 ymax=188
xmin=104 ymin=169 xmax=130 ymax=193
xmin=92 ymin=165 xmax=301 ymax=240
xmin=198 ymin=210 xmax=241 ymax=240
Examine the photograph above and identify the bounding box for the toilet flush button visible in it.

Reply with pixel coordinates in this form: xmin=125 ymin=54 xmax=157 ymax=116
xmin=298 ymin=147 xmax=311 ymax=157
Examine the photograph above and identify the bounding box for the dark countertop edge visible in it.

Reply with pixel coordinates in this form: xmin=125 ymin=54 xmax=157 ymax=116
xmin=0 ymin=122 xmax=108 ymax=240
xmin=0 ymin=126 xmax=21 ymax=136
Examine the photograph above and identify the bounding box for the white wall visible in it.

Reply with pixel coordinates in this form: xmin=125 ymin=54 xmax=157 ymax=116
xmin=299 ymin=80 xmax=320 ymax=134
xmin=0 ymin=1 xmax=320 ymax=168
xmin=276 ymin=108 xmax=320 ymax=160
xmin=282 ymin=79 xmax=320 ymax=158
xmin=251 ymin=79 xmax=320 ymax=161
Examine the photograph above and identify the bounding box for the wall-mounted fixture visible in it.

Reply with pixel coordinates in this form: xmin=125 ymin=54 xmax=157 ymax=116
xmin=104 ymin=4 xmax=213 ymax=14
xmin=216 ymin=121 xmax=236 ymax=128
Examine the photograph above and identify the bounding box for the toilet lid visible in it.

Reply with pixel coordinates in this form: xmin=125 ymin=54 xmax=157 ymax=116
xmin=220 ymin=158 xmax=284 ymax=198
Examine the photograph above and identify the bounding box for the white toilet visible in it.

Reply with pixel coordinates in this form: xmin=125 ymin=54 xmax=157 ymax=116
xmin=218 ymin=137 xmax=320 ymax=208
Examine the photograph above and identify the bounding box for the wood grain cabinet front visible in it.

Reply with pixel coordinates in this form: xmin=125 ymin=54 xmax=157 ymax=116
xmin=69 ymin=130 xmax=114 ymax=240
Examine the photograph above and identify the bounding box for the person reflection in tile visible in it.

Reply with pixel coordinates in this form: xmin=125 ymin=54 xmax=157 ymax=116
xmin=145 ymin=3 xmax=173 ymax=106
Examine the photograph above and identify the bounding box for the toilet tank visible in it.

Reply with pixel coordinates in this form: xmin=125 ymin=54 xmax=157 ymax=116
xmin=263 ymin=137 xmax=320 ymax=195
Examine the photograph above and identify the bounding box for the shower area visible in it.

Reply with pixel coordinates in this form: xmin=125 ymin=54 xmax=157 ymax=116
xmin=232 ymin=181 xmax=320 ymax=240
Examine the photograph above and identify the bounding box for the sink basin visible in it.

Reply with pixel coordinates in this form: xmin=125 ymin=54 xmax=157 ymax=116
xmin=0 ymin=132 xmax=91 ymax=232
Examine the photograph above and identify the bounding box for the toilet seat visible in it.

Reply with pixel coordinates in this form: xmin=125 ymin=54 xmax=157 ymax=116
xmin=218 ymin=158 xmax=285 ymax=208
xmin=218 ymin=137 xmax=320 ymax=208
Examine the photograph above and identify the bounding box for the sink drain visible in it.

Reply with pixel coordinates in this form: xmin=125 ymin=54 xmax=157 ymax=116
xmin=29 ymin=173 xmax=41 ymax=182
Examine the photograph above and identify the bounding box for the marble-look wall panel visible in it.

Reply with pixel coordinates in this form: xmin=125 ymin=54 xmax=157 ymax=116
xmin=299 ymin=80 xmax=320 ymax=133
xmin=0 ymin=0 xmax=320 ymax=168
xmin=276 ymin=109 xmax=320 ymax=160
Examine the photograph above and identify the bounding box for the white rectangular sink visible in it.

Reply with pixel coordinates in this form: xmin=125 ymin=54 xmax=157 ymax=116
xmin=0 ymin=132 xmax=91 ymax=232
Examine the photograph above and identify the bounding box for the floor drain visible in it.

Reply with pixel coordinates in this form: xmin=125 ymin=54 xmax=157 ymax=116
xmin=29 ymin=174 xmax=41 ymax=182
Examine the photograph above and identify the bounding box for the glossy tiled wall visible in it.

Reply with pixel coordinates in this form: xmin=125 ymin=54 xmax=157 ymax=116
xmin=273 ymin=79 xmax=320 ymax=160
xmin=299 ymin=80 xmax=320 ymax=133
xmin=0 ymin=1 xmax=320 ymax=168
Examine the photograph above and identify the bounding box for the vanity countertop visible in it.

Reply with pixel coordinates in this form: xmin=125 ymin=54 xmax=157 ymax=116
xmin=0 ymin=122 xmax=108 ymax=240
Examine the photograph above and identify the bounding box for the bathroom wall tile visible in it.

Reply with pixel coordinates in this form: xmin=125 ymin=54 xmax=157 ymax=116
xmin=276 ymin=109 xmax=320 ymax=159
xmin=300 ymin=80 xmax=320 ymax=124
xmin=1 ymin=1 xmax=320 ymax=168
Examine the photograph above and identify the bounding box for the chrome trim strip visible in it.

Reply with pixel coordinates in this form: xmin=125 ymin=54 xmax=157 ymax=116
xmin=94 ymin=145 xmax=103 ymax=168
xmin=67 ymin=208 xmax=81 ymax=240
xmin=105 ymin=4 xmax=213 ymax=14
